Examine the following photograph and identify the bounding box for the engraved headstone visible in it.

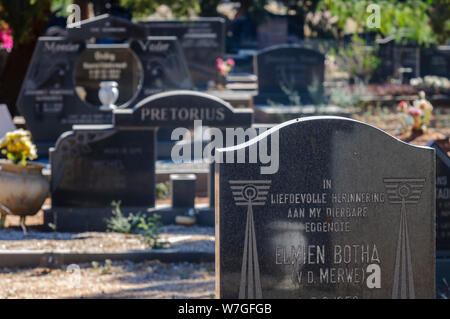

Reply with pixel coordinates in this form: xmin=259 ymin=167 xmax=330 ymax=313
xmin=141 ymin=18 xmax=226 ymax=88
xmin=253 ymin=45 xmax=325 ymax=105
xmin=47 ymin=91 xmax=253 ymax=231
xmin=17 ymin=14 xmax=191 ymax=156
xmin=50 ymin=125 xmax=155 ymax=208
xmin=428 ymin=140 xmax=450 ymax=252
xmin=216 ymin=116 xmax=435 ymax=299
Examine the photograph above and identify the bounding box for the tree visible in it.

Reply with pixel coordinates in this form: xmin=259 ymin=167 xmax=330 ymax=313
xmin=317 ymin=0 xmax=440 ymax=45
xmin=0 ymin=0 xmax=52 ymax=116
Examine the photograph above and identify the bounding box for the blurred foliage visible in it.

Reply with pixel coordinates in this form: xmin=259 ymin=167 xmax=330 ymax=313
xmin=0 ymin=0 xmax=51 ymax=45
xmin=120 ymin=0 xmax=200 ymax=18
xmin=318 ymin=0 xmax=445 ymax=45
xmin=329 ymin=35 xmax=380 ymax=84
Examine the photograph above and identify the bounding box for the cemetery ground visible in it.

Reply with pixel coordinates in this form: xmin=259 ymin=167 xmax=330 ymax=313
xmin=0 ymin=107 xmax=448 ymax=298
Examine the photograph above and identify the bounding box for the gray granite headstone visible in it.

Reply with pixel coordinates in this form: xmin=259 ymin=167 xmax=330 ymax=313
xmin=216 ymin=116 xmax=435 ymax=299
xmin=253 ymin=45 xmax=325 ymax=105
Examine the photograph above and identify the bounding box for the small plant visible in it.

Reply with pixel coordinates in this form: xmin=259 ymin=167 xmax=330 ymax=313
xmin=396 ymin=91 xmax=433 ymax=134
xmin=156 ymin=182 xmax=170 ymax=200
xmin=137 ymin=214 xmax=165 ymax=249
xmin=106 ymin=201 xmax=141 ymax=234
xmin=329 ymin=35 xmax=380 ymax=85
xmin=91 ymin=259 xmax=112 ymax=275
xmin=0 ymin=129 xmax=37 ymax=166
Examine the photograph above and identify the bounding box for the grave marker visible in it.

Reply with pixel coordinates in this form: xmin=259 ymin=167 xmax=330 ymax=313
xmin=216 ymin=116 xmax=435 ymax=299
xmin=253 ymin=45 xmax=325 ymax=105
xmin=141 ymin=18 xmax=226 ymax=88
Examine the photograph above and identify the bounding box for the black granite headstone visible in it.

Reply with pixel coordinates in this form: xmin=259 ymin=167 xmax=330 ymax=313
xmin=49 ymin=91 xmax=253 ymax=221
xmin=253 ymin=45 xmax=325 ymax=105
xmin=113 ymin=90 xmax=253 ymax=128
xmin=17 ymin=34 xmax=191 ymax=155
xmin=141 ymin=18 xmax=226 ymax=88
xmin=428 ymin=140 xmax=450 ymax=252
xmin=73 ymin=44 xmax=143 ymax=107
xmin=50 ymin=125 xmax=155 ymax=208
xmin=67 ymin=14 xmax=148 ymax=40
xmin=216 ymin=116 xmax=435 ymax=299
xmin=421 ymin=46 xmax=450 ymax=78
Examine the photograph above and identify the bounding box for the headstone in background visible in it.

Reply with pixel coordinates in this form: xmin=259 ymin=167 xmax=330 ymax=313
xmin=73 ymin=44 xmax=143 ymax=107
xmin=421 ymin=46 xmax=450 ymax=78
xmin=0 ymin=104 xmax=16 ymax=138
xmin=394 ymin=45 xmax=421 ymax=83
xmin=47 ymin=91 xmax=253 ymax=231
xmin=171 ymin=174 xmax=196 ymax=208
xmin=66 ymin=13 xmax=147 ymax=40
xmin=428 ymin=140 xmax=450 ymax=252
xmin=141 ymin=18 xmax=226 ymax=88
xmin=256 ymin=14 xmax=288 ymax=49
xmin=50 ymin=125 xmax=155 ymax=208
xmin=17 ymin=32 xmax=191 ymax=156
xmin=216 ymin=116 xmax=435 ymax=299
xmin=372 ymin=37 xmax=396 ymax=83
xmin=253 ymin=45 xmax=325 ymax=105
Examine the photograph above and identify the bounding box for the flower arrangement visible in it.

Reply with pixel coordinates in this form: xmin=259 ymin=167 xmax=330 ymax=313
xmin=216 ymin=57 xmax=235 ymax=76
xmin=397 ymin=91 xmax=433 ymax=134
xmin=0 ymin=129 xmax=37 ymax=166
xmin=0 ymin=22 xmax=13 ymax=51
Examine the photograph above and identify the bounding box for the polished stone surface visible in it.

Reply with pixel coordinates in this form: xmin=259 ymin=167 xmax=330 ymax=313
xmin=253 ymin=45 xmax=324 ymax=105
xmin=50 ymin=125 xmax=156 ymax=208
xmin=216 ymin=116 xmax=435 ymax=299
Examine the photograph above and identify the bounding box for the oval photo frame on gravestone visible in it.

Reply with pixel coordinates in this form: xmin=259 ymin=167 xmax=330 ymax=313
xmin=73 ymin=44 xmax=144 ymax=109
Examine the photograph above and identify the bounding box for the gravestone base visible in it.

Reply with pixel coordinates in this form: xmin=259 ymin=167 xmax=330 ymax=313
xmin=43 ymin=205 xmax=214 ymax=232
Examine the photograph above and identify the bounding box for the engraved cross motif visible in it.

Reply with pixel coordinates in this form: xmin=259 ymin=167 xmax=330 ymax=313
xmin=229 ymin=180 xmax=271 ymax=299
xmin=384 ymin=178 xmax=425 ymax=299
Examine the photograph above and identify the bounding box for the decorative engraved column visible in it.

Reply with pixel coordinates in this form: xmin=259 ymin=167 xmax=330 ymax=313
xmin=384 ymin=178 xmax=425 ymax=299
xmin=230 ymin=180 xmax=271 ymax=299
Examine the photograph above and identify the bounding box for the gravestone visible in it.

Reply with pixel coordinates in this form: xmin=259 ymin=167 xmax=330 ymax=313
xmin=50 ymin=125 xmax=155 ymax=208
xmin=141 ymin=18 xmax=226 ymax=88
xmin=17 ymin=14 xmax=191 ymax=156
xmin=256 ymin=13 xmax=288 ymax=49
xmin=428 ymin=139 xmax=450 ymax=299
xmin=46 ymin=91 xmax=253 ymax=231
xmin=428 ymin=140 xmax=450 ymax=252
xmin=216 ymin=116 xmax=435 ymax=299
xmin=253 ymin=45 xmax=325 ymax=105
xmin=421 ymin=46 xmax=450 ymax=78
xmin=66 ymin=14 xmax=147 ymax=40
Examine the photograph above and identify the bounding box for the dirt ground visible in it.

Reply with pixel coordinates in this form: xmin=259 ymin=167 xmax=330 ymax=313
xmin=0 ymin=261 xmax=215 ymax=299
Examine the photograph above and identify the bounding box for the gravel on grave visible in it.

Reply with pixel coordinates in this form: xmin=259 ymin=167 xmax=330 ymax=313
xmin=0 ymin=225 xmax=214 ymax=253
xmin=0 ymin=260 xmax=215 ymax=299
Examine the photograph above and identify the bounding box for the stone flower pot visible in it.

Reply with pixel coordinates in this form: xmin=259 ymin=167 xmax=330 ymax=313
xmin=0 ymin=159 xmax=49 ymax=218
